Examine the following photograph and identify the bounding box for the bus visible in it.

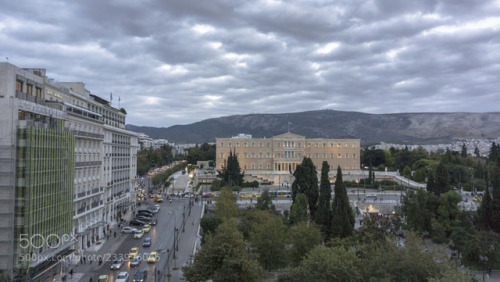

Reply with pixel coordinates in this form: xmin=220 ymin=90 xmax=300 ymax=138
xmin=273 ymin=190 xmax=291 ymax=198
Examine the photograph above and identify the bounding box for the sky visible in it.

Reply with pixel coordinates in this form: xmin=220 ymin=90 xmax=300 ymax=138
xmin=1 ymin=0 xmax=499 ymax=127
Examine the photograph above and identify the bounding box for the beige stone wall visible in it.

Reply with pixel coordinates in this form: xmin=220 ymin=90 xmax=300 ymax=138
xmin=216 ymin=133 xmax=361 ymax=175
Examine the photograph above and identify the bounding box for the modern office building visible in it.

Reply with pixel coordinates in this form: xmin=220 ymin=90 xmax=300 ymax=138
xmin=216 ymin=132 xmax=360 ymax=183
xmin=0 ymin=63 xmax=75 ymax=280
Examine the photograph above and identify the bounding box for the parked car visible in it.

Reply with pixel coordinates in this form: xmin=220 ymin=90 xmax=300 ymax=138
xmin=133 ymin=270 xmax=147 ymax=282
xmin=143 ymin=237 xmax=151 ymax=247
xmin=115 ymin=271 xmax=129 ymax=282
xmin=142 ymin=224 xmax=151 ymax=233
xmin=147 ymin=251 xmax=159 ymax=263
xmin=150 ymin=218 xmax=158 ymax=226
xmin=130 ymin=219 xmax=146 ymax=226
xmin=121 ymin=227 xmax=137 ymax=234
xmin=98 ymin=275 xmax=108 ymax=282
xmin=129 ymin=256 xmax=141 ymax=267
xmin=137 ymin=211 xmax=154 ymax=217
xmin=133 ymin=230 xmax=145 ymax=239
xmin=110 ymin=258 xmax=124 ymax=270
xmin=138 ymin=209 xmax=153 ymax=214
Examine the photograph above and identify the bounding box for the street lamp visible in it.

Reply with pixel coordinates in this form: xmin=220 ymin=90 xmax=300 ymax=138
xmin=168 ymin=211 xmax=178 ymax=255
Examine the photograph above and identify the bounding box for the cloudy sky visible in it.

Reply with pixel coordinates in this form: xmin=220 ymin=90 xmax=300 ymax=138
xmin=2 ymin=0 xmax=499 ymax=127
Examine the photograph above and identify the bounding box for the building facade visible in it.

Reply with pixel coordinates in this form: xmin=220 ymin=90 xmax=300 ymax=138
xmin=216 ymin=132 xmax=360 ymax=183
xmin=0 ymin=63 xmax=75 ymax=280
xmin=0 ymin=62 xmax=138 ymax=281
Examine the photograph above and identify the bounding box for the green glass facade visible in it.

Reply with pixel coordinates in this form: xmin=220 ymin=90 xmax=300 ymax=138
xmin=14 ymin=121 xmax=74 ymax=275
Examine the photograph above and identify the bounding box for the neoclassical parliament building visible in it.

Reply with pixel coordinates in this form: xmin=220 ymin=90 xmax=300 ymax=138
xmin=216 ymin=132 xmax=361 ymax=183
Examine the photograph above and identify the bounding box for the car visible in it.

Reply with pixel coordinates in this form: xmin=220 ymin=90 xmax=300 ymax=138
xmin=133 ymin=270 xmax=148 ymax=282
xmin=150 ymin=218 xmax=158 ymax=226
xmin=137 ymin=211 xmax=153 ymax=217
xmin=147 ymin=251 xmax=159 ymax=263
xmin=202 ymin=193 xmax=212 ymax=198
xmin=130 ymin=219 xmax=146 ymax=226
xmin=133 ymin=230 xmax=144 ymax=239
xmin=110 ymin=258 xmax=124 ymax=269
xmin=121 ymin=227 xmax=137 ymax=234
xmin=136 ymin=214 xmax=152 ymax=220
xmin=97 ymin=275 xmax=109 ymax=282
xmin=115 ymin=271 xmax=129 ymax=282
xmin=151 ymin=206 xmax=160 ymax=213
xmin=142 ymin=224 xmax=151 ymax=233
xmin=129 ymin=255 xmax=141 ymax=267
xmin=129 ymin=247 xmax=139 ymax=258
xmin=143 ymin=237 xmax=151 ymax=247
xmin=138 ymin=209 xmax=153 ymax=214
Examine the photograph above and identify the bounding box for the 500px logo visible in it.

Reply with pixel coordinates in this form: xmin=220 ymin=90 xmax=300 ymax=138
xmin=19 ymin=234 xmax=77 ymax=249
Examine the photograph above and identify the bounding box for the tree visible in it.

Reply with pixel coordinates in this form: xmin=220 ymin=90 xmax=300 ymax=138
xmin=413 ymin=168 xmax=426 ymax=183
xmin=291 ymin=158 xmax=319 ymax=220
xmin=289 ymin=193 xmax=308 ymax=224
xmin=433 ymin=162 xmax=450 ymax=196
xmin=402 ymin=189 xmax=432 ymax=233
xmin=461 ymin=143 xmax=467 ymax=157
xmin=255 ymin=188 xmax=275 ymax=211
xmin=488 ymin=142 xmax=499 ymax=162
xmin=249 ymin=212 xmax=287 ymax=271
xmin=331 ymin=166 xmax=355 ymax=238
xmin=287 ymin=222 xmax=322 ymax=266
xmin=215 ymin=187 xmax=238 ymax=220
xmin=316 ymin=161 xmax=331 ymax=237
xmin=474 ymin=146 xmax=480 ymax=158
xmin=402 ymin=165 xmax=412 ymax=179
xmin=426 ymin=172 xmax=436 ymax=194
xmin=183 ymin=219 xmax=264 ymax=282
xmin=278 ymin=245 xmax=362 ymax=282
xmin=368 ymin=165 xmax=373 ymax=184
xmin=478 ymin=160 xmax=500 ymax=232
xmin=200 ymin=216 xmax=223 ymax=244
xmin=218 ymin=150 xmax=244 ymax=186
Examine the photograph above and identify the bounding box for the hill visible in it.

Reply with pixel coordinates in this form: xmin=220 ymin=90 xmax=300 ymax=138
xmin=126 ymin=110 xmax=500 ymax=146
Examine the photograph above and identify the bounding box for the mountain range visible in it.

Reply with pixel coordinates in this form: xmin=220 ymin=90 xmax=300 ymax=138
xmin=125 ymin=110 xmax=500 ymax=146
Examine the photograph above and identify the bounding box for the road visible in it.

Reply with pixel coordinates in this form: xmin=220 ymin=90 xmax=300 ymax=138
xmin=81 ymin=198 xmax=193 ymax=282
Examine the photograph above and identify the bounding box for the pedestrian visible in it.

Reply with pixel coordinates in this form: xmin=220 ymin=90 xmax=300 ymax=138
xmin=89 ymin=278 xmax=92 ymax=282
xmin=83 ymin=256 xmax=86 ymax=264
xmin=69 ymin=269 xmax=73 ymax=278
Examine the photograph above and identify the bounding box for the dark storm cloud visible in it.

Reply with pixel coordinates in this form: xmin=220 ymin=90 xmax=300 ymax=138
xmin=1 ymin=0 xmax=499 ymax=127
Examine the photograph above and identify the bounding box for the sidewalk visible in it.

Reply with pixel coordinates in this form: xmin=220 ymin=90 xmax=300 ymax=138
xmin=52 ymin=214 xmax=133 ymax=282
xmin=164 ymin=201 xmax=204 ymax=282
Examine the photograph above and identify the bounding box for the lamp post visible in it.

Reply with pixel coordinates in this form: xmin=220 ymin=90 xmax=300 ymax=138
xmin=168 ymin=211 xmax=177 ymax=256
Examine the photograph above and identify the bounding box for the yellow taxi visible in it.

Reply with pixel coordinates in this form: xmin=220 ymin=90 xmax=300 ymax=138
xmin=473 ymin=195 xmax=482 ymax=202
xmin=129 ymin=247 xmax=139 ymax=258
xmin=97 ymin=275 xmax=109 ymax=282
xmin=147 ymin=251 xmax=159 ymax=263
xmin=142 ymin=224 xmax=151 ymax=233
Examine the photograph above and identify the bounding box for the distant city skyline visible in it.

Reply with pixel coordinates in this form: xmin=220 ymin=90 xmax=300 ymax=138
xmin=2 ymin=0 xmax=499 ymax=127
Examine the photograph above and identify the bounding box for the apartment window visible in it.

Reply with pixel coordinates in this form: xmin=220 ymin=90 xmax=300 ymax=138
xmin=345 ymin=143 xmax=348 ymax=147
xmin=244 ymin=165 xmax=247 ymax=169
xmin=315 ymin=143 xmax=318 ymax=147
xmin=346 ymin=153 xmax=349 ymax=159
xmin=353 ymin=164 xmax=357 ymax=169
xmin=298 ymin=153 xmax=302 ymax=158
xmin=236 ymin=142 xmax=240 ymax=147
xmin=277 ymin=142 xmax=281 ymax=147
xmin=35 ymin=87 xmax=42 ymax=98
xmin=266 ymin=152 xmax=270 ymax=158
xmin=308 ymin=153 xmax=311 ymax=158
xmin=323 ymin=153 xmax=326 ymax=158
xmin=251 ymin=142 xmax=255 ymax=147
xmin=298 ymin=143 xmax=301 ymax=147
xmin=267 ymin=164 xmax=271 ymax=169
xmin=220 ymin=142 xmax=224 ymax=147
xmin=323 ymin=143 xmax=326 ymax=147
xmin=259 ymin=153 xmax=263 ymax=158
xmin=259 ymin=142 xmax=263 ymax=147
xmin=353 ymin=153 xmax=356 ymax=159
xmin=338 ymin=143 xmax=341 ymax=147
xmin=331 ymin=153 xmax=334 ymax=158
xmin=308 ymin=142 xmax=311 ymax=147
xmin=331 ymin=143 xmax=334 ymax=147
xmin=251 ymin=153 xmax=255 ymax=158
xmin=278 ymin=153 xmax=281 ymax=158
xmin=315 ymin=153 xmax=319 ymax=158
xmin=26 ymin=84 xmax=33 ymax=95
xmin=267 ymin=142 xmax=270 ymax=147
xmin=236 ymin=153 xmax=239 ymax=157
xmin=338 ymin=153 xmax=342 ymax=158
xmin=259 ymin=164 xmax=263 ymax=169
xmin=16 ymin=80 xmax=23 ymax=92
xmin=244 ymin=153 xmax=248 ymax=158
xmin=252 ymin=164 xmax=255 ymax=169
xmin=228 ymin=142 xmax=232 ymax=147
xmin=244 ymin=143 xmax=247 ymax=147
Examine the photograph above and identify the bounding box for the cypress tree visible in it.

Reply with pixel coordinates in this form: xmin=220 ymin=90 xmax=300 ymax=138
xmin=434 ymin=162 xmax=450 ymax=196
xmin=331 ymin=166 xmax=355 ymax=238
xmin=316 ymin=161 xmax=332 ymax=238
xmin=291 ymin=158 xmax=319 ymax=221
